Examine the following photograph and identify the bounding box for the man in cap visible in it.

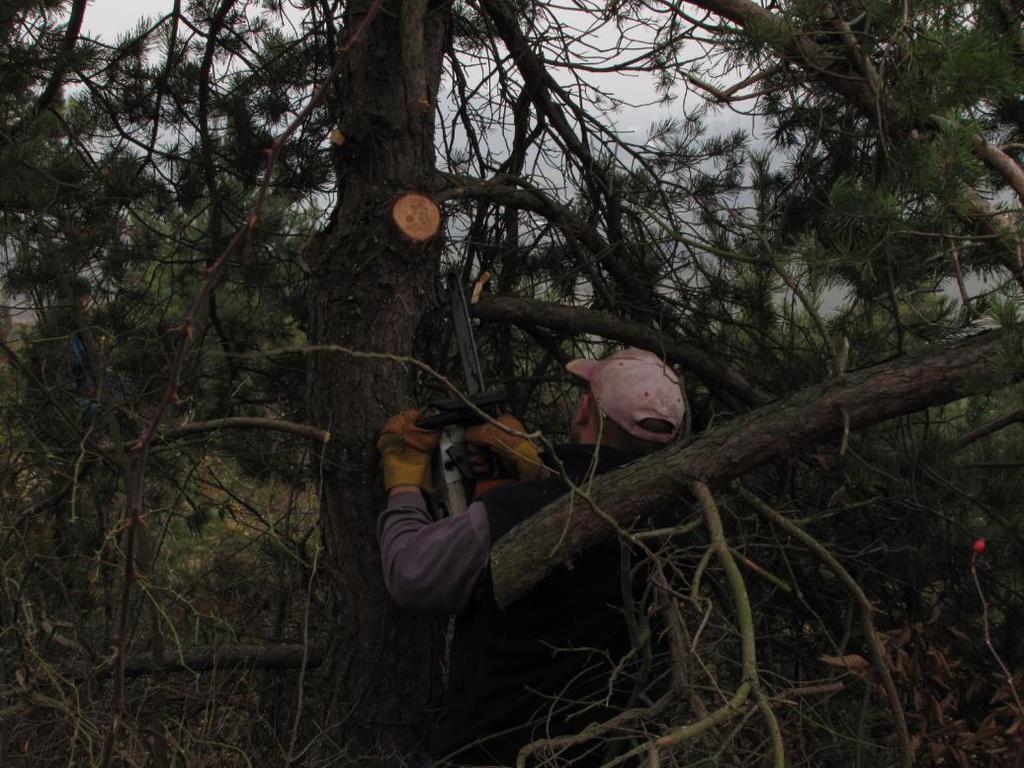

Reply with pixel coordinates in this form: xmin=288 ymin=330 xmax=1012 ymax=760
xmin=377 ymin=347 xmax=685 ymax=766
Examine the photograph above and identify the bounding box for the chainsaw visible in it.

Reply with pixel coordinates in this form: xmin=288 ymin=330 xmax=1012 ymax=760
xmin=416 ymin=272 xmax=505 ymax=517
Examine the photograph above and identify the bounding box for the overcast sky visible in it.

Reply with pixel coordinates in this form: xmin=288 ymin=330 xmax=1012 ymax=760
xmin=83 ymin=0 xmax=173 ymax=38
xmin=78 ymin=0 xmax=751 ymax=142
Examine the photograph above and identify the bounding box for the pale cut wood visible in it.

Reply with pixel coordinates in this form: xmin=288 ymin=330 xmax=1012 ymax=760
xmin=392 ymin=193 xmax=441 ymax=241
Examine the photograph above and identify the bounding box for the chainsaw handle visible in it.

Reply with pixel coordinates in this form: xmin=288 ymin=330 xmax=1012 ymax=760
xmin=415 ymin=391 xmax=506 ymax=430
xmin=417 ymin=410 xmax=479 ymax=430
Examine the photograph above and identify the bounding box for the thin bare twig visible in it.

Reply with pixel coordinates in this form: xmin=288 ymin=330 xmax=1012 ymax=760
xmin=160 ymin=417 xmax=331 ymax=444
xmin=286 ymin=543 xmax=321 ymax=765
xmin=737 ymin=486 xmax=912 ymax=768
xmin=969 ymin=553 xmax=1023 ymax=711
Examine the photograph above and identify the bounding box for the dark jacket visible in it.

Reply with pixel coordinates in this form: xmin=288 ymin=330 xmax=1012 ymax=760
xmin=430 ymin=445 xmax=646 ymax=767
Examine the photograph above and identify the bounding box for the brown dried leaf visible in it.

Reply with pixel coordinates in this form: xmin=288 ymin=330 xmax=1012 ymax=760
xmin=819 ymin=654 xmax=870 ymax=670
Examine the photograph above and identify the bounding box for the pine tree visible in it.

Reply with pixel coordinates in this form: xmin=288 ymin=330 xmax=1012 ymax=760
xmin=2 ymin=0 xmax=1022 ymax=765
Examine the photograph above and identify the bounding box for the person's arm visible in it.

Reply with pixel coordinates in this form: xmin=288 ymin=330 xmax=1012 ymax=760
xmin=378 ymin=489 xmax=491 ymax=614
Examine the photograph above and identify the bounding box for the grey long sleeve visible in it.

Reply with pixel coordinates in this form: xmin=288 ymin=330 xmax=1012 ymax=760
xmin=377 ymin=492 xmax=491 ymax=614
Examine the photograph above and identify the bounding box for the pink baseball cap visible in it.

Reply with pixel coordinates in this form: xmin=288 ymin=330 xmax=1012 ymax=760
xmin=566 ymin=347 xmax=685 ymax=443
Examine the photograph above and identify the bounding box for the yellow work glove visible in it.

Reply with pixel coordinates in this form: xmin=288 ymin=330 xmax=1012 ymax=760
xmin=465 ymin=414 xmax=546 ymax=481
xmin=377 ymin=410 xmax=441 ymax=491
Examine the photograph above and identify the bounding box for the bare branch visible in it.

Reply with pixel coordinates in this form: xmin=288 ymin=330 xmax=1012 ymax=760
xmin=85 ymin=645 xmax=323 ymax=679
xmin=955 ymin=408 xmax=1024 ymax=451
xmin=160 ymin=417 xmax=331 ymax=444
xmin=737 ymin=487 xmax=912 ymax=768
xmin=972 ymin=135 xmax=1024 ymax=205
xmin=477 ymin=0 xmax=659 ymax=311
xmin=471 ymin=295 xmax=772 ymax=408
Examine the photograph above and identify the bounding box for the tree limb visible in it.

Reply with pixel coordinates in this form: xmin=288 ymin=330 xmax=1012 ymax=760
xmin=471 ymin=295 xmax=772 ymax=409
xmin=490 ymin=327 xmax=1023 ymax=607
xmin=436 ymin=174 xmax=615 ymax=277
xmin=955 ymin=408 xmax=1024 ymax=451
xmin=972 ymin=135 xmax=1024 ymax=205
xmin=688 ymin=0 xmax=1024 ymax=278
xmin=684 ymin=0 xmax=881 ymax=123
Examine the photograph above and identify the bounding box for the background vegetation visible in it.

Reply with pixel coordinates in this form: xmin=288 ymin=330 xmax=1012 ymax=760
xmin=1 ymin=0 xmax=1022 ymax=765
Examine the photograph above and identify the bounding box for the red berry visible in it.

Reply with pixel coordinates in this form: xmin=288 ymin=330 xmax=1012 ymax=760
xmin=972 ymin=538 xmax=986 ymax=555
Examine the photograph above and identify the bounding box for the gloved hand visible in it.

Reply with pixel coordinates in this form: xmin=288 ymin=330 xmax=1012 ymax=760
xmin=466 ymin=414 xmax=546 ymax=481
xmin=377 ymin=410 xmax=440 ymax=491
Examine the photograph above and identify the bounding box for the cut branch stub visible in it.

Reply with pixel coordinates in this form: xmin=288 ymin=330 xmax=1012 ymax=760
xmin=392 ymin=193 xmax=441 ymax=242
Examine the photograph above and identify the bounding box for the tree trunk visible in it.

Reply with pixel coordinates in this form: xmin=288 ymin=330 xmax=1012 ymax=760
xmin=307 ymin=0 xmax=449 ymax=759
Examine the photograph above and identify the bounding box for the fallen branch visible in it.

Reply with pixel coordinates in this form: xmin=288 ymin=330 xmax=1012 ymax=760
xmin=490 ymin=327 xmax=1023 ymax=608
xmin=609 ymin=482 xmax=760 ymax=767
xmin=515 ymin=693 xmax=671 ymax=768
xmin=84 ymin=644 xmax=323 ymax=680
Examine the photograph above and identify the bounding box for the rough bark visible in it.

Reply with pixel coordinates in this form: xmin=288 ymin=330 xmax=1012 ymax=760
xmin=491 ymin=328 xmax=1023 ymax=607
xmin=307 ymin=0 xmax=448 ymax=759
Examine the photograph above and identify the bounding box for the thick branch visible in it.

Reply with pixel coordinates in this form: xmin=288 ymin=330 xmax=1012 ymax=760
xmin=471 ymin=295 xmax=772 ymax=408
xmin=437 ymin=174 xmax=615 ymax=278
xmin=972 ymin=136 xmax=1024 ymax=205
xmin=491 ymin=327 xmax=1023 ymax=607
